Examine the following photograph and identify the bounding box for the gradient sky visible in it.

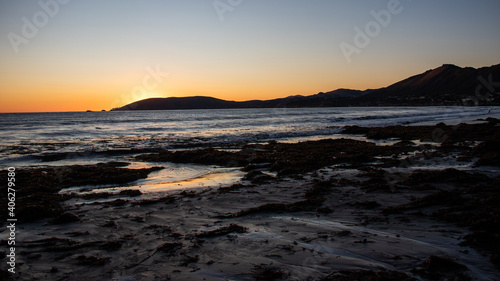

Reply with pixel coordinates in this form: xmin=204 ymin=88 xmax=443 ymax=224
xmin=1 ymin=0 xmax=499 ymax=112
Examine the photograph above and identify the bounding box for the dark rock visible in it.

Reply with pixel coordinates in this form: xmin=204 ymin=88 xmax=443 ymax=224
xmin=383 ymin=190 xmax=464 ymax=215
xmin=99 ymin=240 xmax=122 ymax=251
xmin=102 ymin=220 xmax=118 ymax=228
xmin=305 ymin=181 xmax=332 ymax=198
xmin=216 ymin=184 xmax=247 ymax=194
xmin=157 ymin=242 xmax=183 ymax=256
xmin=317 ymin=206 xmax=333 ymax=214
xmin=414 ymin=256 xmax=470 ymax=280
xmin=195 ymin=224 xmax=247 ymax=238
xmin=242 ymin=163 xmax=272 ymax=172
xmin=179 ymin=255 xmax=199 ymax=266
xmin=320 ymin=269 xmax=417 ymax=281
xmin=51 ymin=212 xmax=79 ymax=224
xmin=404 ymin=168 xmax=491 ymax=185
xmin=252 ymin=264 xmax=287 ymax=280
xmin=119 ymin=189 xmax=143 ymax=197
xmin=353 ymin=201 xmax=381 ymax=209
xmin=76 ymin=255 xmax=110 ymax=266
xmin=243 ymin=170 xmax=275 ymax=184
xmin=105 ymin=199 xmax=128 ymax=206
xmin=473 ymin=139 xmax=500 ymax=167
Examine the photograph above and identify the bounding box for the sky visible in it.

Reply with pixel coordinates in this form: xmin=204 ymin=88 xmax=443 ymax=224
xmin=0 ymin=0 xmax=499 ymax=113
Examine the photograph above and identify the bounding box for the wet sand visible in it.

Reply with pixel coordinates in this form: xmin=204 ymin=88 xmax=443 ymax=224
xmin=1 ymin=118 xmax=499 ymax=280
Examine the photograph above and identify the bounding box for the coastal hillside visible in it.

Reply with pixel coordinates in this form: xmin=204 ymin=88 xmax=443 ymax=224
xmin=352 ymin=63 xmax=500 ymax=106
xmin=112 ymin=63 xmax=500 ymax=111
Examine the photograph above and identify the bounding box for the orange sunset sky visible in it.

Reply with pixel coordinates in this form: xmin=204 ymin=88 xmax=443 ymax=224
xmin=1 ymin=0 xmax=499 ymax=113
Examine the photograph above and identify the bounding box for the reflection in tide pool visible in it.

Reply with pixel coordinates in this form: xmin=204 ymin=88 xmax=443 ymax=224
xmin=60 ymin=162 xmax=245 ymax=195
xmin=136 ymin=165 xmax=244 ymax=193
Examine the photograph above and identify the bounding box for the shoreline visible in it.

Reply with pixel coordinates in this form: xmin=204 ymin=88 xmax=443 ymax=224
xmin=1 ymin=119 xmax=499 ymax=280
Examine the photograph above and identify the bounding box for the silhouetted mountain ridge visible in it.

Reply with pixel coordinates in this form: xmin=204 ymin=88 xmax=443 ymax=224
xmin=111 ymin=63 xmax=500 ymax=110
xmin=350 ymin=63 xmax=500 ymax=106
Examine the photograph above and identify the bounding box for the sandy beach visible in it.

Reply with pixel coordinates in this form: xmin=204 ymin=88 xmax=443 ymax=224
xmin=1 ymin=118 xmax=499 ymax=281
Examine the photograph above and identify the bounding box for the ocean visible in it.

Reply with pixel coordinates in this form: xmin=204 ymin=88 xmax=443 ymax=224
xmin=0 ymin=106 xmax=496 ymax=168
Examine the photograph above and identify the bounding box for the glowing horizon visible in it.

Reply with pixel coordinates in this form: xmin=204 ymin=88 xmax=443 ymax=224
xmin=1 ymin=1 xmax=499 ymax=113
